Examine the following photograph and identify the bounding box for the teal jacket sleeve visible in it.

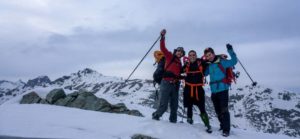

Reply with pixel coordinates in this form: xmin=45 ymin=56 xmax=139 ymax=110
xmin=221 ymin=49 xmax=238 ymax=68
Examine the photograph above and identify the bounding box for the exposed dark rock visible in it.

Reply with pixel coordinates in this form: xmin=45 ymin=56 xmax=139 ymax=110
xmin=115 ymin=92 xmax=129 ymax=97
xmin=26 ymin=76 xmax=51 ymax=88
xmin=262 ymin=88 xmax=272 ymax=94
xmin=69 ymin=94 xmax=87 ymax=108
xmin=282 ymin=92 xmax=291 ymax=101
xmin=110 ymin=103 xmax=128 ymax=113
xmin=230 ymin=94 xmax=244 ymax=101
xmin=131 ymin=134 xmax=157 ymax=139
xmin=95 ymin=98 xmax=111 ymax=112
xmin=52 ymin=76 xmax=71 ymax=85
xmin=54 ymin=96 xmax=74 ymax=106
xmin=40 ymin=99 xmax=49 ymax=104
xmin=296 ymin=103 xmax=300 ymax=109
xmin=23 ymin=89 xmax=144 ymax=117
xmin=46 ymin=89 xmax=66 ymax=104
xmin=127 ymin=109 xmax=144 ymax=117
xmin=64 ymin=86 xmax=73 ymax=90
xmin=5 ymin=91 xmax=12 ymax=96
xmin=20 ymin=92 xmax=41 ymax=104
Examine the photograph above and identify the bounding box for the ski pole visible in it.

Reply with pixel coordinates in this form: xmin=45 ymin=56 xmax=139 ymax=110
xmin=238 ymin=59 xmax=257 ymax=86
xmin=125 ymin=35 xmax=161 ymax=83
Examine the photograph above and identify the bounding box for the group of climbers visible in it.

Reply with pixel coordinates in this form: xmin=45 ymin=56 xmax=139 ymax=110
xmin=151 ymin=29 xmax=238 ymax=137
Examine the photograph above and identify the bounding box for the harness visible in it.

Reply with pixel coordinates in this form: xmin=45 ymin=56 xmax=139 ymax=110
xmin=184 ymin=60 xmax=205 ymax=101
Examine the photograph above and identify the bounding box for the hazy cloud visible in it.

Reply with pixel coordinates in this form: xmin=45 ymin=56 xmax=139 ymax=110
xmin=0 ymin=0 xmax=299 ymax=92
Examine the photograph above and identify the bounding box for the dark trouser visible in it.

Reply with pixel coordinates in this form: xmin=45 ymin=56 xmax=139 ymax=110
xmin=184 ymin=86 xmax=210 ymax=127
xmin=211 ymin=90 xmax=230 ymax=132
xmin=185 ymin=86 xmax=206 ymax=118
xmin=154 ymin=80 xmax=179 ymax=122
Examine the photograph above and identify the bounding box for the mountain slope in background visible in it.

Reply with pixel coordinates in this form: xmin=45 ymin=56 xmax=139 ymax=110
xmin=0 ymin=68 xmax=299 ymax=138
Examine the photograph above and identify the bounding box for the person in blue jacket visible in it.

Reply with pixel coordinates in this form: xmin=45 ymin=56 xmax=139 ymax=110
xmin=204 ymin=44 xmax=237 ymax=137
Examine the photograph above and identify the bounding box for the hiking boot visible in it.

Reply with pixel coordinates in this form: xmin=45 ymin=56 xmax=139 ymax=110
xmin=222 ymin=131 xmax=230 ymax=137
xmin=219 ymin=125 xmax=223 ymax=131
xmin=187 ymin=118 xmax=193 ymax=124
xmin=152 ymin=113 xmax=160 ymax=121
xmin=169 ymin=120 xmax=177 ymax=123
xmin=206 ymin=126 xmax=212 ymax=134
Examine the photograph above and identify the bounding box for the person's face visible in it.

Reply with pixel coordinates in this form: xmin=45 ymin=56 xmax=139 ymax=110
xmin=188 ymin=52 xmax=197 ymax=63
xmin=205 ymin=52 xmax=215 ymax=62
xmin=176 ymin=50 xmax=183 ymax=58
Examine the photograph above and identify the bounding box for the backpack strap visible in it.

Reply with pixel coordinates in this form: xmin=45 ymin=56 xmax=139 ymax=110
xmin=184 ymin=60 xmax=205 ymax=86
xmin=217 ymin=63 xmax=226 ymax=75
xmin=185 ymin=60 xmax=203 ymax=74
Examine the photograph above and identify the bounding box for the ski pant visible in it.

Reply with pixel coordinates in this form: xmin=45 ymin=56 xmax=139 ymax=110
xmin=184 ymin=86 xmax=210 ymax=127
xmin=184 ymin=86 xmax=207 ymax=119
xmin=154 ymin=80 xmax=179 ymax=123
xmin=211 ymin=90 xmax=231 ymax=132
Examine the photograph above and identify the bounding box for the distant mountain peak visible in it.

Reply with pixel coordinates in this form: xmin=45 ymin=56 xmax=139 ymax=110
xmin=80 ymin=68 xmax=97 ymax=74
xmin=25 ymin=75 xmax=51 ymax=88
xmin=74 ymin=68 xmax=102 ymax=76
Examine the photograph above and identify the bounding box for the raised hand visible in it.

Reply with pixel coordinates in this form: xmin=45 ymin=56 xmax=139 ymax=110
xmin=160 ymin=29 xmax=166 ymax=37
xmin=226 ymin=43 xmax=233 ymax=50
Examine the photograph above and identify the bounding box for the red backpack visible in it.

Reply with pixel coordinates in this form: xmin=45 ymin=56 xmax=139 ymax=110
xmin=217 ymin=64 xmax=236 ymax=85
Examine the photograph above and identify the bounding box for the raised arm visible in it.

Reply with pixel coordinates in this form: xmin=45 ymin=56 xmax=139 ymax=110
xmin=222 ymin=44 xmax=238 ymax=68
xmin=160 ymin=29 xmax=172 ymax=58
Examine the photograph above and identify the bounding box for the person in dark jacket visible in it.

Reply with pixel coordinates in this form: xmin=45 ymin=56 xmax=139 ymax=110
xmin=182 ymin=50 xmax=212 ymax=133
xmin=204 ymin=44 xmax=238 ymax=137
xmin=152 ymin=29 xmax=185 ymax=123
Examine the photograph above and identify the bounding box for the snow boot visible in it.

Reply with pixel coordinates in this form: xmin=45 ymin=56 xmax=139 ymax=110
xmin=200 ymin=113 xmax=212 ymax=133
xmin=152 ymin=112 xmax=160 ymax=121
xmin=187 ymin=118 xmax=193 ymax=124
xmin=206 ymin=126 xmax=212 ymax=133
xmin=222 ymin=131 xmax=230 ymax=137
xmin=219 ymin=126 xmax=223 ymax=131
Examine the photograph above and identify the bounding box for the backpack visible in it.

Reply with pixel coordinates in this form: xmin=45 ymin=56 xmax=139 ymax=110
xmin=217 ymin=62 xmax=236 ymax=85
xmin=153 ymin=57 xmax=165 ymax=84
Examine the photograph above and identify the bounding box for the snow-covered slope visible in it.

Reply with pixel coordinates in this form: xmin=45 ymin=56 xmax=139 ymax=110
xmin=0 ymin=80 xmax=25 ymax=103
xmin=0 ymin=68 xmax=299 ymax=138
xmin=228 ymin=86 xmax=300 ymax=137
xmin=0 ymin=99 xmax=294 ymax=139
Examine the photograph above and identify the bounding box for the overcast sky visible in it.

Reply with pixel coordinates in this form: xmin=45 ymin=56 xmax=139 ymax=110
xmin=0 ymin=0 xmax=299 ymax=92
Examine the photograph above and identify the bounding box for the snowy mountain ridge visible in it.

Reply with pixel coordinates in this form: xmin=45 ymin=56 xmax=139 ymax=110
xmin=0 ymin=68 xmax=299 ymax=138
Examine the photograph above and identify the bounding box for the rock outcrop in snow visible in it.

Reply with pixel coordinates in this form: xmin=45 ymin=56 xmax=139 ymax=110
xmin=20 ymin=89 xmax=143 ymax=117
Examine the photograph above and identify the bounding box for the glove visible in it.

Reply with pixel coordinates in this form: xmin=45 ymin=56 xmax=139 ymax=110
xmin=226 ymin=43 xmax=233 ymax=50
xmin=160 ymin=29 xmax=166 ymax=37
